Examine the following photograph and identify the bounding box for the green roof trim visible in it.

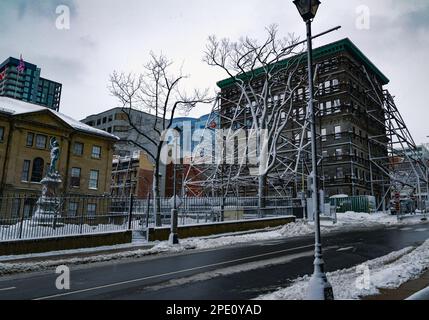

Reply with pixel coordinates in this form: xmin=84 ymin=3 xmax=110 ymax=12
xmin=216 ymin=38 xmax=390 ymax=89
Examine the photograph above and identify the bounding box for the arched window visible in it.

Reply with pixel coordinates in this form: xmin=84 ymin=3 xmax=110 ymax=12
xmin=31 ymin=158 xmax=44 ymax=182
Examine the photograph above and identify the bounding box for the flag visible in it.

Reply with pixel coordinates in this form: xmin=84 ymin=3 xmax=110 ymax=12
xmin=16 ymin=55 xmax=25 ymax=73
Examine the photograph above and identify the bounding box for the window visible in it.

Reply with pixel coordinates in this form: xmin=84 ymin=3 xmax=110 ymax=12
xmin=322 ymin=150 xmax=328 ymax=158
xmin=70 ymin=167 xmax=81 ymax=188
xmin=115 ymin=112 xmax=128 ymax=121
xmin=325 ymin=80 xmax=331 ymax=93
xmin=102 ymin=117 xmax=107 ymax=124
xmin=336 ymin=167 xmax=344 ymax=179
xmin=0 ymin=127 xmax=4 ymax=142
xmin=89 ymin=170 xmax=99 ymax=190
xmin=336 ymin=149 xmax=343 ymax=159
xmin=298 ymin=107 xmax=305 ymax=120
xmin=12 ymin=199 xmax=21 ymax=218
xmin=31 ymin=157 xmax=44 ymax=182
xmin=91 ymin=146 xmax=101 ymax=159
xmin=21 ymin=160 xmax=31 ymax=182
xmin=68 ymin=202 xmax=78 ymax=217
xmin=334 ymin=99 xmax=341 ymax=113
xmin=23 ymin=198 xmax=36 ymax=218
xmin=26 ymin=133 xmax=34 ymax=147
xmin=325 ymin=101 xmax=332 ymax=115
xmin=87 ymin=203 xmax=97 ymax=218
xmin=294 ymin=133 xmax=300 ymax=146
xmin=297 ymin=88 xmax=304 ymax=99
xmin=113 ymin=125 xmax=130 ymax=132
xmin=35 ymin=134 xmax=47 ymax=149
xmin=73 ymin=142 xmax=84 ymax=156
xmin=321 ymin=128 xmax=327 ymax=142
xmin=335 ymin=126 xmax=341 ymax=139
xmin=319 ymin=102 xmax=325 ymax=116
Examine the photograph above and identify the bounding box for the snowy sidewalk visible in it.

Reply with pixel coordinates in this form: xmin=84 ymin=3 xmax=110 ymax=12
xmin=364 ymin=269 xmax=429 ymax=300
xmin=256 ymin=238 xmax=429 ymax=300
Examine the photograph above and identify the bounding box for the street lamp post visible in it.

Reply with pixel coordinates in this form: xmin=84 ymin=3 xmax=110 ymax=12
xmin=169 ymin=127 xmax=182 ymax=245
xmin=293 ymin=0 xmax=334 ymax=300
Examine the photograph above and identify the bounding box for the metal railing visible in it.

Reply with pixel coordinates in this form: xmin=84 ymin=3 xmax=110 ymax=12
xmin=0 ymin=194 xmax=299 ymax=242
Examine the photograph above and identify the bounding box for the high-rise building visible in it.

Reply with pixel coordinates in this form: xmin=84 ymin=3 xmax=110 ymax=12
xmin=0 ymin=57 xmax=62 ymax=111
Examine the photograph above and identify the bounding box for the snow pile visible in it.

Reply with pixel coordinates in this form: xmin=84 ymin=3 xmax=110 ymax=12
xmin=257 ymin=240 xmax=429 ymax=300
xmin=335 ymin=212 xmax=398 ymax=227
xmin=0 ymin=241 xmax=192 ymax=276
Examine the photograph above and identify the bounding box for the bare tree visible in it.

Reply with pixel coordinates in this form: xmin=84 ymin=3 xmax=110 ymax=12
xmin=109 ymin=53 xmax=212 ymax=226
xmin=203 ymin=25 xmax=309 ymax=213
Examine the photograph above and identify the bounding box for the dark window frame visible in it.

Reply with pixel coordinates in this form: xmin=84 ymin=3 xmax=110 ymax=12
xmin=70 ymin=167 xmax=81 ymax=188
xmin=31 ymin=157 xmax=44 ymax=183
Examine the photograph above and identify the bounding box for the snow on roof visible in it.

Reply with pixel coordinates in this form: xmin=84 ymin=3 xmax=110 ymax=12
xmin=0 ymin=96 xmax=119 ymax=140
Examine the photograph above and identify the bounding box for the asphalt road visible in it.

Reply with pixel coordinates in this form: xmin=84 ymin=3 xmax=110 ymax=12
xmin=0 ymin=222 xmax=429 ymax=300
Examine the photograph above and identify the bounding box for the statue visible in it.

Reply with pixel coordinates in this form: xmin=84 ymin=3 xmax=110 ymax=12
xmin=49 ymin=138 xmax=60 ymax=175
xmin=32 ymin=137 xmax=63 ymax=226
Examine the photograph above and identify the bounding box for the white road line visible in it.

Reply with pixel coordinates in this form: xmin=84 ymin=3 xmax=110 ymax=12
xmin=34 ymin=244 xmax=315 ymax=300
xmin=337 ymin=247 xmax=354 ymax=252
xmin=415 ymin=228 xmax=428 ymax=232
xmin=0 ymin=287 xmax=16 ymax=292
xmin=400 ymin=227 xmax=413 ymax=231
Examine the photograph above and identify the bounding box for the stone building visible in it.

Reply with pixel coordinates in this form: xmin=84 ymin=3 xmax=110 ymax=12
xmin=0 ymin=96 xmax=118 ymax=217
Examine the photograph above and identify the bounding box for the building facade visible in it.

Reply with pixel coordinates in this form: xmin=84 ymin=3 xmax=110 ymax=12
xmin=0 ymin=57 xmax=62 ymax=111
xmin=111 ymin=151 xmax=154 ymax=198
xmin=81 ymin=107 xmax=163 ymax=158
xmin=216 ymin=38 xmax=390 ymax=202
xmin=0 ymin=97 xmax=118 ymax=219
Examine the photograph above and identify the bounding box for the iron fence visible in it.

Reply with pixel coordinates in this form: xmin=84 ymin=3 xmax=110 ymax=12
xmin=0 ymin=194 xmax=300 ymax=242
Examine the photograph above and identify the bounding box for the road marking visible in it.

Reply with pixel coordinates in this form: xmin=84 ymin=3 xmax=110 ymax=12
xmin=34 ymin=244 xmax=315 ymax=300
xmin=400 ymin=227 xmax=413 ymax=231
xmin=415 ymin=228 xmax=428 ymax=232
xmin=337 ymin=247 xmax=354 ymax=252
xmin=0 ymin=287 xmax=16 ymax=292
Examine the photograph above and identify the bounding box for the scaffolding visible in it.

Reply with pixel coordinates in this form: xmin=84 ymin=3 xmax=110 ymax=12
xmin=184 ymin=43 xmax=428 ymax=213
xmin=183 ymin=92 xmax=313 ymax=198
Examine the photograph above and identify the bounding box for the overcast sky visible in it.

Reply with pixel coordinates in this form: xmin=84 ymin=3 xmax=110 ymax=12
xmin=0 ymin=0 xmax=428 ymax=143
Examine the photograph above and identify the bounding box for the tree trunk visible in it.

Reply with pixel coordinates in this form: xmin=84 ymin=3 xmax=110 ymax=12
xmin=258 ymin=174 xmax=267 ymax=218
xmin=153 ymin=170 xmax=162 ymax=227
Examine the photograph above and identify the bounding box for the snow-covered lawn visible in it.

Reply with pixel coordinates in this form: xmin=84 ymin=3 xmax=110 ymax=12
xmin=0 ymin=220 xmax=138 ymax=241
xmin=257 ymin=239 xmax=429 ymax=300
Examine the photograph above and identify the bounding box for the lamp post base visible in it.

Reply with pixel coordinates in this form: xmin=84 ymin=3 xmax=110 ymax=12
xmin=169 ymin=233 xmax=179 ymax=245
xmin=306 ymin=272 xmax=334 ymax=300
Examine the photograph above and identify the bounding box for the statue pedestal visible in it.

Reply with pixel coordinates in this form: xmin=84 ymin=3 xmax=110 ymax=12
xmin=32 ymin=172 xmax=63 ymax=227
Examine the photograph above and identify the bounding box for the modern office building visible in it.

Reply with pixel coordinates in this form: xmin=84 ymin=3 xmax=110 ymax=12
xmin=81 ymin=107 xmax=164 ymax=158
xmin=0 ymin=57 xmax=62 ymax=111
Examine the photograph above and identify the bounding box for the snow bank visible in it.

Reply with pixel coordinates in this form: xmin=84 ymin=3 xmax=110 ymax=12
xmin=0 ymin=241 xmax=192 ymax=276
xmin=257 ymin=240 xmax=429 ymax=300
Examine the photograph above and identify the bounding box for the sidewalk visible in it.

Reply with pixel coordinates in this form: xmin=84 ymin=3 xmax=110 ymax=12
xmin=364 ymin=269 xmax=429 ymax=300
